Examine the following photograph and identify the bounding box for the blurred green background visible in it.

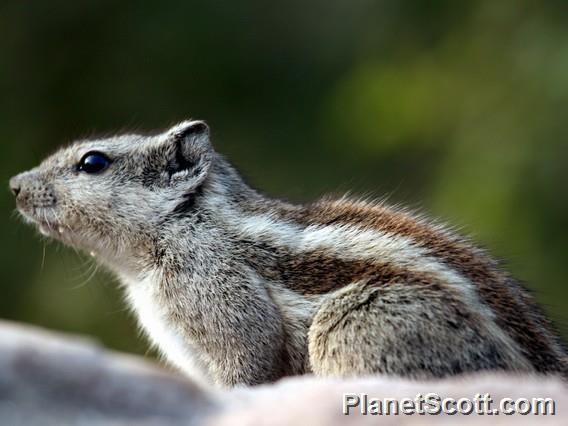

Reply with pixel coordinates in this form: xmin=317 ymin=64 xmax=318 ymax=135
xmin=0 ymin=0 xmax=566 ymax=356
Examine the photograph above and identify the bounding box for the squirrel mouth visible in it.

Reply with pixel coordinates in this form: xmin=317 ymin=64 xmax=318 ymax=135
xmin=16 ymin=206 xmax=66 ymax=238
xmin=38 ymin=221 xmax=65 ymax=237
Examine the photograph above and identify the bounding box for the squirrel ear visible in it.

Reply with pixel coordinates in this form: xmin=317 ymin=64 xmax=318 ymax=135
xmin=163 ymin=120 xmax=213 ymax=188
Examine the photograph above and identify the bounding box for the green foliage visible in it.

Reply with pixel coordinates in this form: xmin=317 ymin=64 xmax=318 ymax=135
xmin=1 ymin=0 xmax=566 ymax=353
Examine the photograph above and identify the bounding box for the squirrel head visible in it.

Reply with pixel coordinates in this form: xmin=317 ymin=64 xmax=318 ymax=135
xmin=9 ymin=120 xmax=213 ymax=265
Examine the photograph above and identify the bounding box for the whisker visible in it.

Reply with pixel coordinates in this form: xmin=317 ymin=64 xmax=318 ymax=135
xmin=40 ymin=243 xmax=47 ymax=272
xmin=69 ymin=261 xmax=100 ymax=290
xmin=71 ymin=258 xmax=98 ymax=281
xmin=69 ymin=255 xmax=97 ymax=272
xmin=105 ymin=306 xmax=131 ymax=315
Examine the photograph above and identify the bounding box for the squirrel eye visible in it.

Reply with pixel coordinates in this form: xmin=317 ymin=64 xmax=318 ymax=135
xmin=78 ymin=152 xmax=111 ymax=174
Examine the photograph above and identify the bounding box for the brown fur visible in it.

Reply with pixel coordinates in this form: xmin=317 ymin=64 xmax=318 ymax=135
xmin=275 ymin=199 xmax=568 ymax=377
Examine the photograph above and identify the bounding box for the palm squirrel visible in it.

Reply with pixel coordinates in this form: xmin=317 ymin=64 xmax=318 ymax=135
xmin=10 ymin=120 xmax=568 ymax=387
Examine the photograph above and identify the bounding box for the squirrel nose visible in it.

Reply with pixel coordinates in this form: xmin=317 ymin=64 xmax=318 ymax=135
xmin=9 ymin=176 xmax=22 ymax=197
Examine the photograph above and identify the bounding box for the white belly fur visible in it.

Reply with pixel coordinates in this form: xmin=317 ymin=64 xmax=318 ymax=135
xmin=122 ymin=273 xmax=212 ymax=387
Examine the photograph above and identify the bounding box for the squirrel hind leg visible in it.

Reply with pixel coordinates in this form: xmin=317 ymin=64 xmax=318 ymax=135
xmin=307 ymin=281 xmax=532 ymax=379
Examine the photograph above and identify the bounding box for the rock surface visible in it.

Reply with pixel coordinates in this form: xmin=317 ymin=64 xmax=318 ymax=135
xmin=0 ymin=320 xmax=565 ymax=425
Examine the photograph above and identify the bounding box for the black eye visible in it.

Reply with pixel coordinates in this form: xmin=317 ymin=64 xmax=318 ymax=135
xmin=78 ymin=152 xmax=111 ymax=174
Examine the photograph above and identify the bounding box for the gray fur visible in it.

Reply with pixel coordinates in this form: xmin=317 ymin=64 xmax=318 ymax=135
xmin=10 ymin=120 xmax=568 ymax=387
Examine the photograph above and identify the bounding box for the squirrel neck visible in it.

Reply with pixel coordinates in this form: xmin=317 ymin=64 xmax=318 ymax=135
xmin=116 ymin=156 xmax=300 ymax=280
